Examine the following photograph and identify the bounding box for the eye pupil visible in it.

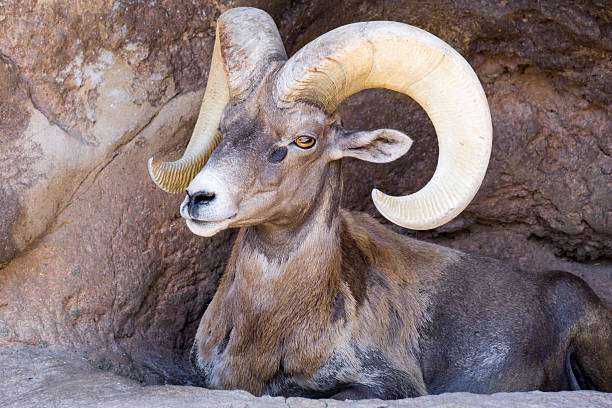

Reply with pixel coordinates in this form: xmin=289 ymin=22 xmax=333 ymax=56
xmin=295 ymin=136 xmax=315 ymax=149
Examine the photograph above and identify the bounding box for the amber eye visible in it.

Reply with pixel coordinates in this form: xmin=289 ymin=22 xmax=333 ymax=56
xmin=294 ymin=135 xmax=316 ymax=149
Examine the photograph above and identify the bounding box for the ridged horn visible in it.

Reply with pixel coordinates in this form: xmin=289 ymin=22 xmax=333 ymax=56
xmin=149 ymin=7 xmax=287 ymax=193
xmin=274 ymin=22 xmax=492 ymax=230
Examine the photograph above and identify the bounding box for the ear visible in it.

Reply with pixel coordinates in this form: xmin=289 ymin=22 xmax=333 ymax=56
xmin=330 ymin=128 xmax=413 ymax=163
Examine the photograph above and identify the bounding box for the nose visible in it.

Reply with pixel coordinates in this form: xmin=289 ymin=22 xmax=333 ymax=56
xmin=183 ymin=169 xmax=238 ymax=222
xmin=187 ymin=189 xmax=216 ymax=213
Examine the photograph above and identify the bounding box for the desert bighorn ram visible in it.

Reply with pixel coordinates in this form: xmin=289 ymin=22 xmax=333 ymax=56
xmin=149 ymin=7 xmax=612 ymax=399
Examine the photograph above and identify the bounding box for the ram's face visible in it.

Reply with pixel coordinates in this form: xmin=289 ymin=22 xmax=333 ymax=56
xmin=149 ymin=8 xmax=492 ymax=237
xmin=180 ymin=83 xmax=340 ymax=237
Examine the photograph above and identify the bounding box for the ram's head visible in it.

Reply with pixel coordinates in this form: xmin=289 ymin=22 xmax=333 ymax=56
xmin=148 ymin=7 xmax=491 ymax=237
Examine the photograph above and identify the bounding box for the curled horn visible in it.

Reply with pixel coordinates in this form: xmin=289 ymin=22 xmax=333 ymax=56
xmin=149 ymin=7 xmax=287 ymax=193
xmin=274 ymin=22 xmax=492 ymax=230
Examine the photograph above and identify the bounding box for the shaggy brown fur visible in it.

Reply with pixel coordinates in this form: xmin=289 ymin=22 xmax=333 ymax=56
xmin=185 ymin=36 xmax=611 ymax=399
xmin=190 ymin=146 xmax=612 ymax=398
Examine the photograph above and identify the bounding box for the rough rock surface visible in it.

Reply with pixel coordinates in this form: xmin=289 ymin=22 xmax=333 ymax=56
xmin=3 ymin=344 xmax=612 ymax=408
xmin=329 ymin=1 xmax=612 ymax=266
xmin=0 ymin=0 xmax=610 ymax=398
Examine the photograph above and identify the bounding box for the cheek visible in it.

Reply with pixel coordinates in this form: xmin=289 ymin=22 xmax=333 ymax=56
xmin=260 ymin=165 xmax=283 ymax=187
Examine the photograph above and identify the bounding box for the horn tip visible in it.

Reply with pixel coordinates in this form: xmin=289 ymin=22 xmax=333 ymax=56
xmin=372 ymin=189 xmax=434 ymax=231
xmin=147 ymin=156 xmax=165 ymax=190
xmin=372 ymin=188 xmax=395 ymax=224
xmin=148 ymin=156 xmax=183 ymax=194
xmin=147 ymin=156 xmax=158 ymax=183
xmin=147 ymin=156 xmax=155 ymax=172
xmin=371 ymin=188 xmax=383 ymax=202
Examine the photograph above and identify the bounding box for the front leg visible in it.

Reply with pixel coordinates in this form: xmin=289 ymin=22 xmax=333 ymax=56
xmin=349 ymin=348 xmax=428 ymax=399
xmin=331 ymin=384 xmax=381 ymax=400
xmin=331 ymin=380 xmax=426 ymax=401
xmin=318 ymin=347 xmax=427 ymax=400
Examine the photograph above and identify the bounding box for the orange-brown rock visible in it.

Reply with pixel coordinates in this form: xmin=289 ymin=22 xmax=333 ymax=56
xmin=0 ymin=0 xmax=610 ymax=386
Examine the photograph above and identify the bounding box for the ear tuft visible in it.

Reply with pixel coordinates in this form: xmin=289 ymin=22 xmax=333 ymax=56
xmin=333 ymin=129 xmax=413 ymax=163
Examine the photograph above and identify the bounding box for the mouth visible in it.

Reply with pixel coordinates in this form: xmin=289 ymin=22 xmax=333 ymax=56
xmin=185 ymin=215 xmax=235 ymax=237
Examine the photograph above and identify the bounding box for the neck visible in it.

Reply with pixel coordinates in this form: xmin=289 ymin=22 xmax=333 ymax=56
xmin=202 ymin=161 xmax=349 ymax=392
xmin=242 ymin=161 xmax=343 ymax=263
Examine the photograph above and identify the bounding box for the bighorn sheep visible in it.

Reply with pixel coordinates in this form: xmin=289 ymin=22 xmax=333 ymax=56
xmin=149 ymin=7 xmax=612 ymax=399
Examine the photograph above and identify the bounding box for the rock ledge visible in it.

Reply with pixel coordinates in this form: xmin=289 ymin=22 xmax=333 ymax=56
xmin=2 ymin=344 xmax=610 ymax=408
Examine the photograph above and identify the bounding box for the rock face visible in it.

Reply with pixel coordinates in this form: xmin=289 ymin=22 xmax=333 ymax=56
xmin=0 ymin=0 xmax=610 ymax=391
xmin=328 ymin=1 xmax=612 ymax=267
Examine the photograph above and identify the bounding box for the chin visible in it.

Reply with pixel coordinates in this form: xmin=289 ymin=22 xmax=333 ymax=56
xmin=185 ymin=218 xmax=232 ymax=237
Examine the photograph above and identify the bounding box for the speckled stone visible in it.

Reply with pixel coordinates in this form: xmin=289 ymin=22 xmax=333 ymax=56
xmin=2 ymin=345 xmax=611 ymax=408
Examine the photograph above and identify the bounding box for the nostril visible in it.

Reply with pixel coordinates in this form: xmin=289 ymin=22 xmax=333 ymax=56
xmin=190 ymin=191 xmax=216 ymax=207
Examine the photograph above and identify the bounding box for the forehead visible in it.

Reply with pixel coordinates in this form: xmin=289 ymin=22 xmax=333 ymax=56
xmin=269 ymin=103 xmax=328 ymax=141
xmin=222 ymin=80 xmax=329 ymax=142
